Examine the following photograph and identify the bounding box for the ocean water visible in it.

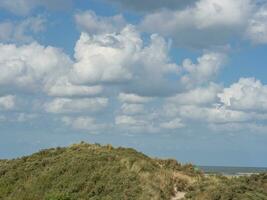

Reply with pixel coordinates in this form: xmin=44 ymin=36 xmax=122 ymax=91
xmin=198 ymin=166 xmax=267 ymax=176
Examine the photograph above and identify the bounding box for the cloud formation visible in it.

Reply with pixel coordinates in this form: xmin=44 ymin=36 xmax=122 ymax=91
xmin=1 ymin=8 xmax=267 ymax=136
xmin=0 ymin=95 xmax=16 ymax=110
xmin=75 ymin=11 xmax=126 ymax=34
xmin=246 ymin=5 xmax=267 ymax=44
xmin=44 ymin=77 xmax=103 ymax=97
xmin=62 ymin=116 xmax=109 ymax=133
xmin=218 ymin=78 xmax=267 ymax=111
xmin=160 ymin=118 xmax=185 ymax=129
xmin=0 ymin=16 xmax=45 ymax=43
xmin=180 ymin=53 xmax=226 ymax=88
xmin=118 ymin=93 xmax=153 ymax=104
xmin=0 ymin=42 xmax=71 ymax=92
xmin=139 ymin=0 xmax=267 ymax=47
xmin=0 ymin=0 xmax=72 ymax=15
xmin=167 ymin=83 xmax=221 ymax=106
xmin=70 ymin=25 xmax=179 ymax=96
xmin=44 ymin=98 xmax=108 ymax=114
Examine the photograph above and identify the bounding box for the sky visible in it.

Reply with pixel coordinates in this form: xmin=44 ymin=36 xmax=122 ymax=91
xmin=0 ymin=0 xmax=267 ymax=167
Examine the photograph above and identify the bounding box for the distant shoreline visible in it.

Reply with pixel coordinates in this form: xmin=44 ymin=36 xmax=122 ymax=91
xmin=198 ymin=166 xmax=267 ymax=176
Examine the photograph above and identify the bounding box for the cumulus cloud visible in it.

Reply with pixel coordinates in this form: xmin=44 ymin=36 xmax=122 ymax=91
xmin=75 ymin=10 xmax=126 ymax=34
xmin=120 ymin=103 xmax=145 ymax=115
xmin=0 ymin=30 xmax=112 ymax=98
xmin=114 ymin=108 xmax=187 ymax=133
xmin=118 ymin=93 xmax=153 ymax=104
xmin=0 ymin=16 xmax=46 ymax=43
xmin=0 ymin=95 xmax=16 ymax=110
xmin=0 ymin=42 xmax=72 ymax=92
xmin=115 ymin=114 xmax=158 ymax=133
xmin=167 ymin=83 xmax=221 ymax=105
xmin=1 ymin=8 xmax=266 ymax=136
xmin=178 ymin=105 xmax=251 ymax=124
xmin=44 ymin=76 xmax=103 ymax=97
xmin=44 ymin=98 xmax=108 ymax=113
xmin=0 ymin=0 xmax=72 ymax=15
xmin=218 ymin=78 xmax=267 ymax=111
xmin=246 ymin=5 xmax=267 ymax=44
xmin=137 ymin=0 xmax=267 ymax=46
xmin=70 ymin=27 xmax=136 ymax=84
xmin=140 ymin=0 xmax=253 ymax=48
xmin=160 ymin=118 xmax=185 ymax=129
xmin=118 ymin=93 xmax=153 ymax=119
xmin=62 ymin=116 xmax=109 ymax=133
xmin=181 ymin=53 xmax=226 ymax=88
xmin=115 ymin=115 xmax=144 ymax=126
xmin=162 ymin=76 xmax=267 ymax=133
xmin=71 ymin=25 xmax=179 ymax=96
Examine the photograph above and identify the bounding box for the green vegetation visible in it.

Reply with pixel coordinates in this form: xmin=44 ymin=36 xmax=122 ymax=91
xmin=0 ymin=142 xmax=266 ymax=200
xmin=0 ymin=142 xmax=199 ymax=200
xmin=186 ymin=173 xmax=267 ymax=200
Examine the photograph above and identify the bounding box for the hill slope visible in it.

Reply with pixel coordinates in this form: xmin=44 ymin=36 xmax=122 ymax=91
xmin=186 ymin=174 xmax=267 ymax=200
xmin=0 ymin=142 xmax=266 ymax=200
xmin=0 ymin=143 xmax=199 ymax=200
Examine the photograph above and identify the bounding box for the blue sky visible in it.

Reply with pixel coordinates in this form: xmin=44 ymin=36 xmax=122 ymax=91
xmin=0 ymin=0 xmax=267 ymax=167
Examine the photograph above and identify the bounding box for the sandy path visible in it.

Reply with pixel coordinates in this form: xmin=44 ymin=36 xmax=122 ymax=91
xmin=171 ymin=191 xmax=186 ymax=200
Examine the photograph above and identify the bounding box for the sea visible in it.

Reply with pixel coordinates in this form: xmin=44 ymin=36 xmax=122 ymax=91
xmin=198 ymin=166 xmax=267 ymax=176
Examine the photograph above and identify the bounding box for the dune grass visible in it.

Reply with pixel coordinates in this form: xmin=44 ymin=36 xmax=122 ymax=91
xmin=1 ymin=142 xmax=266 ymax=200
xmin=0 ymin=143 xmax=198 ymax=200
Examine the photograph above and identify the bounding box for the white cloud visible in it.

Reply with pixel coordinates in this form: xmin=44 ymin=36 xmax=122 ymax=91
xmin=118 ymin=93 xmax=153 ymax=104
xmin=0 ymin=8 xmax=266 ymax=136
xmin=0 ymin=16 xmax=46 ymax=43
xmin=70 ymin=26 xmax=138 ymax=84
xmin=0 ymin=42 xmax=72 ymax=91
xmin=115 ymin=115 xmax=143 ymax=126
xmin=70 ymin=25 xmax=179 ymax=96
xmin=218 ymin=77 xmax=267 ymax=111
xmin=62 ymin=116 xmax=108 ymax=133
xmin=0 ymin=95 xmax=16 ymax=110
xmin=192 ymin=0 xmax=251 ymax=28
xmin=140 ymin=0 xmax=253 ymax=48
xmin=0 ymin=0 xmax=72 ymax=15
xmin=115 ymin=114 xmax=158 ymax=133
xmin=44 ymin=98 xmax=108 ymax=113
xmin=178 ymin=105 xmax=251 ymax=124
xmin=162 ymin=76 xmax=267 ymax=131
xmin=121 ymin=103 xmax=145 ymax=115
xmin=163 ymin=95 xmax=253 ymax=124
xmin=246 ymin=5 xmax=267 ymax=44
xmin=44 ymin=76 xmax=103 ymax=97
xmin=75 ymin=10 xmax=126 ymax=34
xmin=160 ymin=118 xmax=185 ymax=129
xmin=139 ymin=0 xmax=267 ymax=47
xmin=181 ymin=53 xmax=226 ymax=88
xmin=167 ymin=83 xmax=221 ymax=105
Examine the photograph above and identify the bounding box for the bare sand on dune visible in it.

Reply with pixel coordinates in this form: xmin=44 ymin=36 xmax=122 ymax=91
xmin=171 ymin=191 xmax=186 ymax=200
